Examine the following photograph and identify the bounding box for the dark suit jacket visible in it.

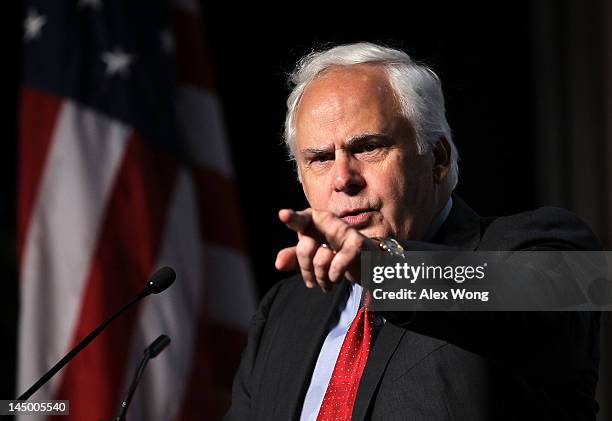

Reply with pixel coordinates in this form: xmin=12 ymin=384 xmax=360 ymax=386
xmin=225 ymin=195 xmax=602 ymax=420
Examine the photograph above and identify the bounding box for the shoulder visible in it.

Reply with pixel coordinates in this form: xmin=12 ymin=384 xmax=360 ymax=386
xmin=479 ymin=206 xmax=603 ymax=251
xmin=257 ymin=273 xmax=304 ymax=315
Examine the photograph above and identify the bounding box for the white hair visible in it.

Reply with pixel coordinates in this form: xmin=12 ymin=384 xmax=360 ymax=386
xmin=283 ymin=42 xmax=459 ymax=190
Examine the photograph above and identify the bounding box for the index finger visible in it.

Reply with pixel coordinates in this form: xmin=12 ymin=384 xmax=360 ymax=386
xmin=279 ymin=208 xmax=313 ymax=233
xmin=310 ymin=210 xmax=352 ymax=251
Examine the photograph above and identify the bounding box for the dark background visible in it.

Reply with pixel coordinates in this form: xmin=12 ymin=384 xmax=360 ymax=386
xmin=2 ymin=0 xmax=611 ymax=418
xmin=201 ymin=2 xmax=537 ymax=295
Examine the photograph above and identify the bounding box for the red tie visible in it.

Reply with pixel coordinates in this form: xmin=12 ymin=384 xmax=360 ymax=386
xmin=317 ymin=290 xmax=374 ymax=421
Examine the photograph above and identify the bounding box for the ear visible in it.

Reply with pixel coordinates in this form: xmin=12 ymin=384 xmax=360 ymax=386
xmin=431 ymin=136 xmax=451 ymax=185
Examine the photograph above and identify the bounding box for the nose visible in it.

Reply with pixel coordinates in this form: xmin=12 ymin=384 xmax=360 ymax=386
xmin=332 ymin=152 xmax=365 ymax=195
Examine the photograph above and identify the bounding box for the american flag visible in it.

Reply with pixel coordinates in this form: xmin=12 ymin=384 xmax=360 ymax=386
xmin=17 ymin=0 xmax=256 ymax=419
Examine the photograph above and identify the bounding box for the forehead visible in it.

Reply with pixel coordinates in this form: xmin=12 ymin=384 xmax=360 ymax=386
xmin=295 ymin=64 xmax=400 ymax=148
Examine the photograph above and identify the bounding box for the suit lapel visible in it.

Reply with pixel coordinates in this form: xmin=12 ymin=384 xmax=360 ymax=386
xmin=274 ymin=280 xmax=350 ymax=420
xmin=352 ymin=321 xmax=406 ymax=421
xmin=352 ymin=194 xmax=483 ymax=420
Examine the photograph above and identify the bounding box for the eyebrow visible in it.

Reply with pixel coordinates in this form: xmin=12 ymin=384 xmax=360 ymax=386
xmin=300 ymin=132 xmax=391 ymax=156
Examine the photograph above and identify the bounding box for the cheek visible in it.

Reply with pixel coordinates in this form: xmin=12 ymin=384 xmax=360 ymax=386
xmin=374 ymin=156 xmax=430 ymax=212
xmin=376 ymin=157 xmax=411 ymax=201
xmin=367 ymin=165 xmax=407 ymax=220
xmin=302 ymin=177 xmax=329 ymax=208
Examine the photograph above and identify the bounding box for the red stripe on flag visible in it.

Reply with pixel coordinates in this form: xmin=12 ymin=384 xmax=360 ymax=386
xmin=50 ymin=132 xmax=178 ymax=421
xmin=191 ymin=167 xmax=248 ymax=253
xmin=175 ymin=319 xmax=248 ymax=420
xmin=173 ymin=8 xmax=216 ymax=92
xmin=18 ymin=88 xmax=64 ymax=262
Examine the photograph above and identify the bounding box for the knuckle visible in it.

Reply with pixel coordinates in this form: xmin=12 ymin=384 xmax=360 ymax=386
xmin=295 ymin=239 xmax=314 ymax=258
xmin=295 ymin=244 xmax=308 ymax=259
xmin=314 ymin=209 xmax=333 ymax=226
xmin=313 ymin=252 xmax=329 ymax=268
xmin=323 ymin=210 xmax=335 ymax=222
xmin=336 ymin=230 xmax=359 ymax=252
xmin=348 ymin=232 xmax=365 ymax=250
xmin=332 ymin=222 xmax=349 ymax=240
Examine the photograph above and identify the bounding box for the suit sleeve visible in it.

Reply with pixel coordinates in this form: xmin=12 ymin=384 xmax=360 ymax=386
xmin=223 ymin=280 xmax=284 ymax=421
xmin=381 ymin=207 xmax=603 ymax=381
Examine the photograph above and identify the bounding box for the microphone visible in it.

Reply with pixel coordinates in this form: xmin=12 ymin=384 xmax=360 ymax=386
xmin=145 ymin=266 xmax=176 ymax=294
xmin=145 ymin=334 xmax=171 ymax=358
xmin=14 ymin=267 xmax=177 ymax=402
xmin=115 ymin=334 xmax=171 ymax=421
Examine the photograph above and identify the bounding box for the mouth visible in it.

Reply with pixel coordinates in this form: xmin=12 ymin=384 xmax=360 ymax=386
xmin=338 ymin=208 xmax=376 ymax=228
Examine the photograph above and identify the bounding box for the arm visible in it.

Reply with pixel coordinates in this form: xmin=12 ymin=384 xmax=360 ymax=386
xmin=274 ymin=206 xmax=603 ymax=381
xmin=383 ymin=208 xmax=603 ymax=381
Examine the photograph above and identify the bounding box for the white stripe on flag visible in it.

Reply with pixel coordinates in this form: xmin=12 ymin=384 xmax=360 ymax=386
xmin=203 ymin=243 xmax=257 ymax=331
xmin=175 ymin=86 xmax=234 ymax=177
xmin=118 ymin=168 xmax=204 ymax=421
xmin=18 ymin=101 xmax=130 ymax=408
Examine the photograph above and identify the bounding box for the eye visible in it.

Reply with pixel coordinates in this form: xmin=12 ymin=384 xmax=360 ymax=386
xmin=355 ymin=142 xmax=381 ymax=154
xmin=311 ymin=153 xmax=334 ymax=163
xmin=351 ymin=138 xmax=392 ymax=161
xmin=362 ymin=143 xmax=378 ymax=152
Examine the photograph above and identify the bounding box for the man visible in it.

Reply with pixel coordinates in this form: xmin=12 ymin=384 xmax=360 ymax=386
xmin=225 ymin=43 xmax=601 ymax=420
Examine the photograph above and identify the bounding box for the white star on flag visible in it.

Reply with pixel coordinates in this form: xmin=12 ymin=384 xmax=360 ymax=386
xmin=78 ymin=0 xmax=103 ymax=9
xmin=23 ymin=9 xmax=47 ymax=41
xmin=101 ymin=48 xmax=134 ymax=77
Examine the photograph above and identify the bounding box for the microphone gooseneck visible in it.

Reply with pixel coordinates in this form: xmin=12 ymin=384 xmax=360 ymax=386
xmin=14 ymin=267 xmax=176 ymax=402
xmin=115 ymin=335 xmax=171 ymax=421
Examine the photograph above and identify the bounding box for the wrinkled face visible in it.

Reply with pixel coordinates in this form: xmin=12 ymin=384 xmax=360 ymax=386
xmin=294 ymin=64 xmax=442 ymax=241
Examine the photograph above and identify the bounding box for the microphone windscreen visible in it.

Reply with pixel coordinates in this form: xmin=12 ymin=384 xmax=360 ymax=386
xmin=145 ymin=334 xmax=171 ymax=358
xmin=147 ymin=266 xmax=176 ymax=294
